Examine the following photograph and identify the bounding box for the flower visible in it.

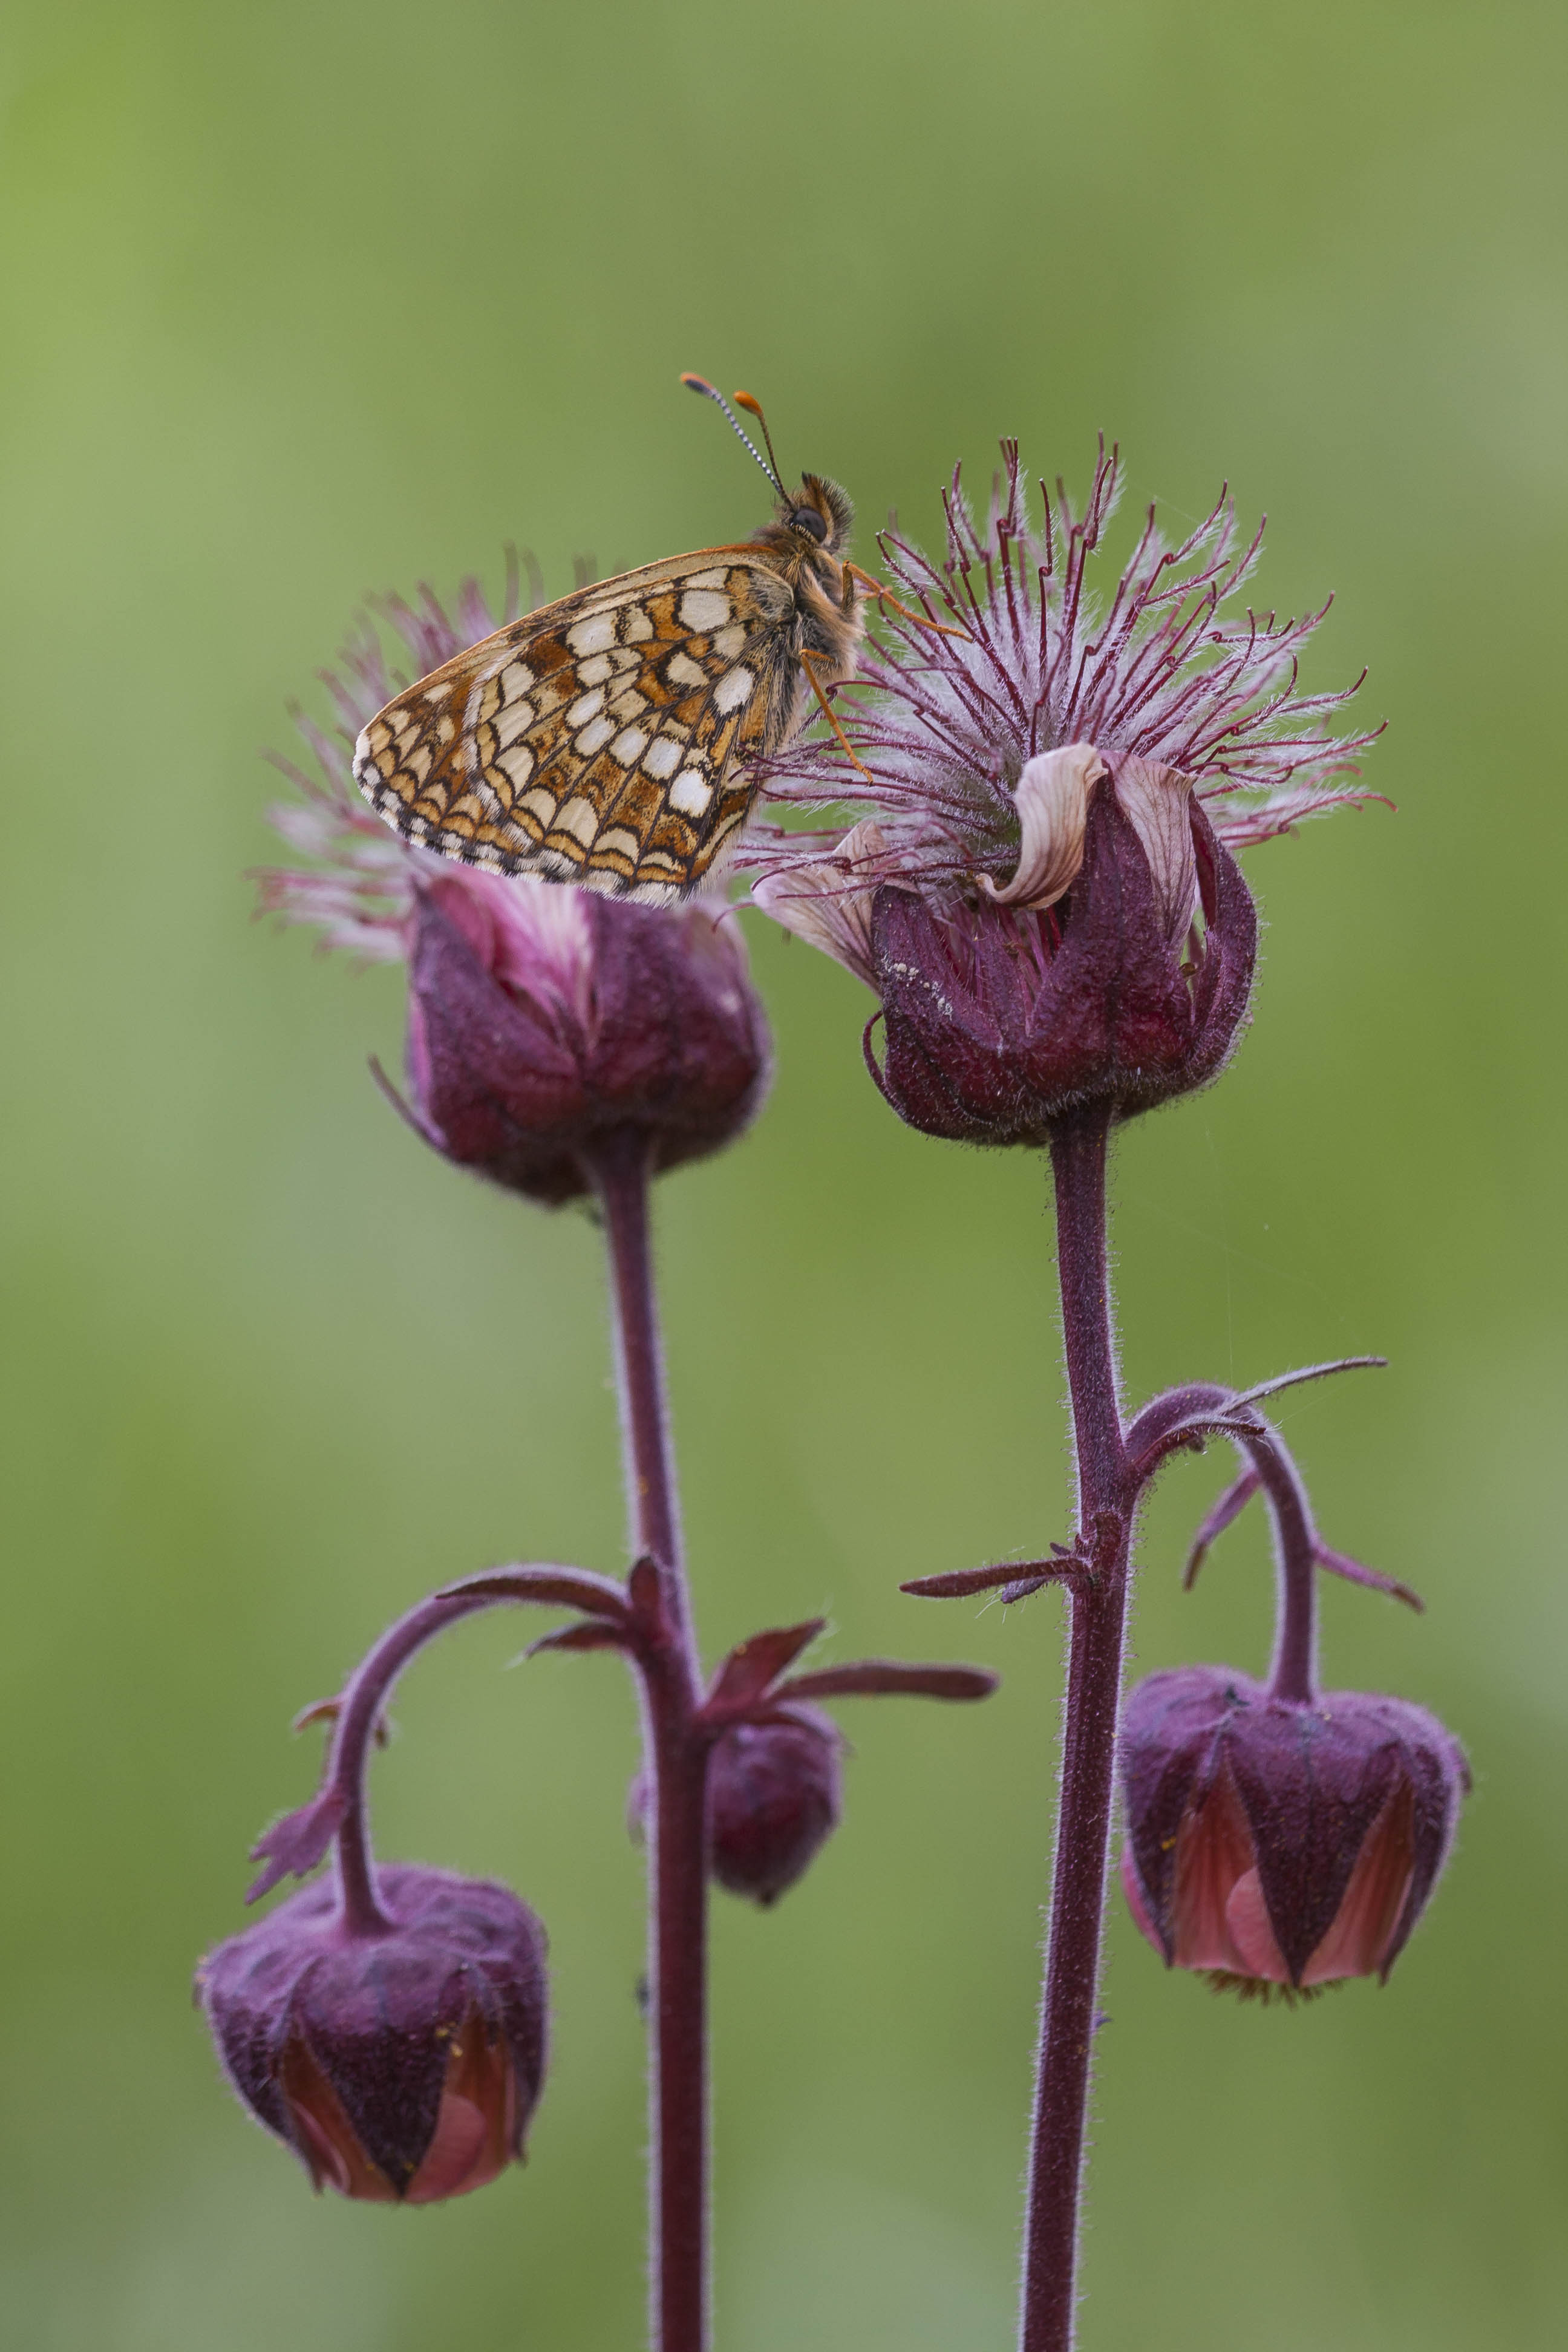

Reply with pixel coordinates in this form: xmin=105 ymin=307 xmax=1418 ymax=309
xmin=707 ymin=1710 xmax=843 ymax=1906
xmin=750 ymin=442 xmax=1378 ymax=1138
xmin=1118 ymin=1665 xmax=1469 ymax=1993
xmin=257 ymin=573 xmax=771 ymax=1203
xmin=198 ymin=1863 xmax=549 ymax=2201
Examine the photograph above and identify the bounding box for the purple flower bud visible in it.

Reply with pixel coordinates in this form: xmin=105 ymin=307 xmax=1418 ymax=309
xmin=708 ymin=1711 xmax=843 ymax=1906
xmin=403 ymin=869 xmax=770 ymax=1203
xmin=198 ymin=1864 xmax=548 ymax=2201
xmin=627 ymin=1709 xmax=843 ymax=1906
xmin=1119 ymin=1665 xmax=1468 ymax=1992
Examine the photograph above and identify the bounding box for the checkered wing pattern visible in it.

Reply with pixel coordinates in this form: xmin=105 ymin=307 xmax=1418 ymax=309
xmin=353 ymin=549 xmax=807 ymax=901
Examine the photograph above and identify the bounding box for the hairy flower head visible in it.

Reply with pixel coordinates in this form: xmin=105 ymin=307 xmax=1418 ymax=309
xmin=748 ymin=442 xmax=1377 ymax=1138
xmin=257 ymin=565 xmax=770 ymax=1200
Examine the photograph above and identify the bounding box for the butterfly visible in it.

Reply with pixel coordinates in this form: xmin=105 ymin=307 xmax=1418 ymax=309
xmin=352 ymin=379 xmax=950 ymax=902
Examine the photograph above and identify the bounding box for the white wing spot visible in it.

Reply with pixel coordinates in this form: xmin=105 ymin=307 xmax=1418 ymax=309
xmin=496 ymin=700 xmax=536 ymax=746
xmin=567 ymin=613 xmax=618 ymax=656
xmin=575 ymin=715 xmax=615 ymax=756
xmin=667 ymin=651 xmax=708 ymax=689
xmin=422 ymin=682 xmax=452 ymax=707
xmin=500 ymin=661 xmax=536 ymax=695
xmin=619 ymin=606 xmax=654 ymax=643
xmin=713 ymin=666 xmax=754 ymax=714
xmin=566 ymin=688 xmax=605 ymax=727
xmin=670 ymin=770 xmax=713 ymax=817
xmin=575 ymin=653 xmax=615 ymax=686
xmin=554 ymin=797 xmax=601 ymax=847
xmin=679 ymin=589 xmax=731 ymax=633
xmin=644 ymin=736 xmax=682 ymax=780
xmin=498 ymin=745 xmax=535 ymax=787
xmin=611 ymin=727 xmax=649 ymax=766
xmin=713 ymin=624 xmax=747 ymax=660
xmin=684 ymin=568 xmax=727 ymax=589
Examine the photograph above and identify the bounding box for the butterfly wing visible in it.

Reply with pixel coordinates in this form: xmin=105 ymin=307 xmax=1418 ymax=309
xmin=353 ymin=547 xmax=806 ymax=901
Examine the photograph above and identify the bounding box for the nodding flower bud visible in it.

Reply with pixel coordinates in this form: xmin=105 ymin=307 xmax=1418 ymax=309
xmin=403 ymin=871 xmax=771 ymax=1204
xmin=198 ymin=1864 xmax=548 ymax=2201
xmin=1119 ymin=1665 xmax=1468 ymax=1994
xmin=627 ymin=1708 xmax=844 ymax=1906
xmin=708 ymin=1711 xmax=843 ymax=1907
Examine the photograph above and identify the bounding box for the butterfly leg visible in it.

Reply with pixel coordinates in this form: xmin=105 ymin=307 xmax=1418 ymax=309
xmin=799 ymin=651 xmax=872 ymax=777
xmin=843 ymin=563 xmax=969 ymax=639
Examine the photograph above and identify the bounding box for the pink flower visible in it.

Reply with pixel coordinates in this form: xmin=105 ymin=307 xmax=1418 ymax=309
xmin=749 ymin=443 xmax=1377 ymax=1139
xmin=257 ymin=575 xmax=770 ymax=1201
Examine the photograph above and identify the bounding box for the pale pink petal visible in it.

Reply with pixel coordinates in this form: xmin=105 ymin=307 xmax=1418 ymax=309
xmin=1224 ymin=1870 xmax=1292 ymax=1983
xmin=751 ymin=821 xmax=889 ymax=990
xmin=980 ymin=745 xmax=1104 ymax=910
xmin=1301 ymin=1786 xmax=1415 ymax=1985
xmin=1110 ymin=755 xmax=1199 ymax=947
xmin=1171 ymin=1768 xmax=1261 ymax=1973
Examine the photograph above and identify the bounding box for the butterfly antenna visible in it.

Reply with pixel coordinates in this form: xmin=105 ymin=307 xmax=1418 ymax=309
xmin=681 ymin=372 xmax=786 ymax=498
xmin=732 ymin=390 xmax=788 ymax=496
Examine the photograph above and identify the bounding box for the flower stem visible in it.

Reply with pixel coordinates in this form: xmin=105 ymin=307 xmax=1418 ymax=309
xmin=1236 ymin=1421 xmax=1320 ymax=1705
xmin=328 ymin=1590 xmax=486 ymax=1938
xmin=1022 ymin=1106 xmax=1134 ymax=2352
xmin=593 ymin=1128 xmax=689 ymax=1630
xmin=586 ymin=1127 xmax=710 ymax=2352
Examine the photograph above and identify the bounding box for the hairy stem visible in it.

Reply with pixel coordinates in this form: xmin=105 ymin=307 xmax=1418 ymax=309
xmin=586 ymin=1128 xmax=710 ymax=2352
xmin=327 ymin=1590 xmax=490 ymax=1938
xmin=1021 ymin=1106 xmax=1134 ymax=2352
xmin=1235 ymin=1420 xmax=1320 ymax=1705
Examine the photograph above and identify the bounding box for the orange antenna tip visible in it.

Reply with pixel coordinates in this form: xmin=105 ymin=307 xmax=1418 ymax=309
xmin=680 ymin=372 xmax=718 ymax=396
xmin=733 ymin=390 xmax=765 ymax=419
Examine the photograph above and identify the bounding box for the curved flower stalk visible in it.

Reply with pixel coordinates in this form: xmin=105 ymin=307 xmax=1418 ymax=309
xmin=1118 ymin=1399 xmax=1468 ymax=1998
xmin=221 ymin=574 xmax=999 ymax=2352
xmin=910 ymin=1353 xmax=1465 ymax=2345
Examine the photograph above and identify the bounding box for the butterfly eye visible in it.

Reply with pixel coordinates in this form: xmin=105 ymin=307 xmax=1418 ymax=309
xmin=791 ymin=506 xmax=829 ymax=544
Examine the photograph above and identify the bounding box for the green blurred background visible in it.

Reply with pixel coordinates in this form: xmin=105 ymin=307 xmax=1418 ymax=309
xmin=2 ymin=3 xmax=1564 ymax=2346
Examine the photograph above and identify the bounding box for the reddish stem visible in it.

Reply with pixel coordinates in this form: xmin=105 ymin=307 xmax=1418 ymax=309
xmin=326 ymin=1590 xmax=492 ymax=1938
xmin=1021 ymin=1106 xmax=1134 ymax=2352
xmin=1235 ymin=1420 xmax=1320 ymax=1705
xmin=585 ymin=1128 xmax=710 ymax=2352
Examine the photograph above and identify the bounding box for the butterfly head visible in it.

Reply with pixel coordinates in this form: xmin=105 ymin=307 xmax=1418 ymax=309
xmin=779 ymin=472 xmax=854 ymax=557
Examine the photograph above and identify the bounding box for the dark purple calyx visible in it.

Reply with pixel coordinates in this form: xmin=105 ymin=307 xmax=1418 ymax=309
xmin=404 ymin=874 xmax=770 ymax=1204
xmin=866 ymin=781 xmax=1255 ymax=1143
